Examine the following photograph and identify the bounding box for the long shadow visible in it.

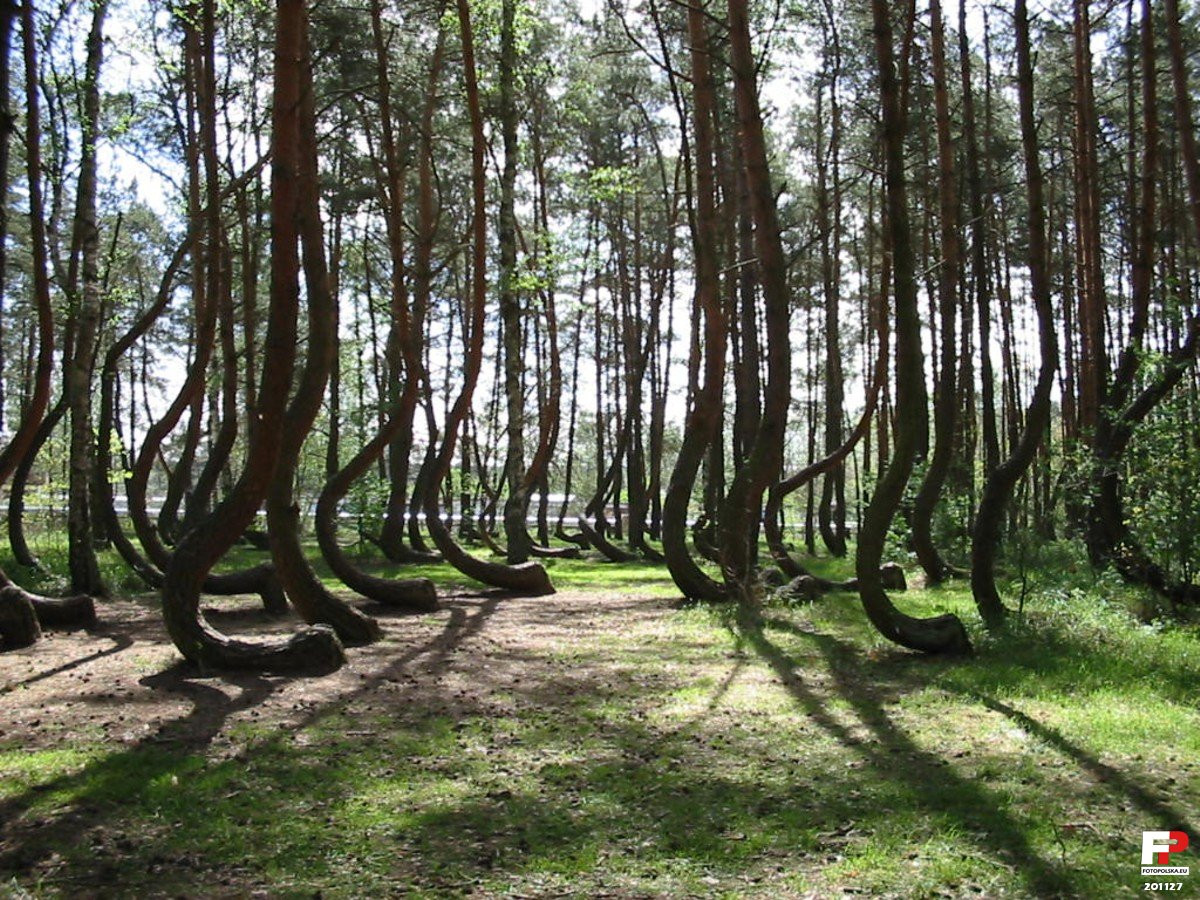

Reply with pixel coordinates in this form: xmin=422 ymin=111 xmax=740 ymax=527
xmin=977 ymin=694 xmax=1198 ymax=836
xmin=0 ymin=633 xmax=134 ymax=692
xmin=741 ymin=611 xmax=1075 ymax=898
xmin=766 ymin=612 xmax=1200 ymax=837
xmin=0 ymin=595 xmax=499 ymax=882
xmin=289 ymin=593 xmax=501 ymax=737
xmin=0 ymin=668 xmax=276 ymax=876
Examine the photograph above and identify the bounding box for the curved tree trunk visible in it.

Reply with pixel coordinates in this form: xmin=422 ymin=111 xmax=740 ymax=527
xmin=857 ymin=0 xmax=970 ymax=655
xmin=314 ymin=422 xmax=438 ymax=611
xmin=421 ymin=0 xmax=553 ymax=597
xmin=161 ymin=0 xmax=345 ymax=673
xmin=719 ymin=0 xmax=792 ymax=594
xmin=0 ymin=4 xmax=95 ymax=639
xmin=958 ymin=0 xmax=999 ymax=478
xmin=96 ymin=240 xmax=186 ymax=550
xmin=814 ymin=17 xmax=846 ymax=558
xmin=119 ymin=26 xmax=284 ymax=613
xmin=264 ymin=2 xmax=381 ymax=645
xmin=970 ymin=0 xmax=1059 ymax=628
xmin=515 ymin=101 xmax=579 ymax=561
xmin=662 ymin=0 xmax=726 ymax=603
xmin=1080 ymin=0 xmax=1200 ymax=606
xmin=7 ymin=394 xmax=63 ymax=571
xmin=766 ymin=274 xmax=887 ymax=580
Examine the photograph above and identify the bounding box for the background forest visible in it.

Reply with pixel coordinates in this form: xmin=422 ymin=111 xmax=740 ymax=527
xmin=0 ymin=0 xmax=1198 ymax=651
xmin=0 ymin=0 xmax=1198 ymax=895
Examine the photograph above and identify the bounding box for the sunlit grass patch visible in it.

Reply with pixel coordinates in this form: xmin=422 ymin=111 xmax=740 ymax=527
xmin=2 ymin=538 xmax=1198 ymax=896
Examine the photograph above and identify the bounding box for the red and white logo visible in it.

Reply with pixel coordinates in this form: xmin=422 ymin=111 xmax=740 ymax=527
xmin=1142 ymin=831 xmax=1190 ymax=876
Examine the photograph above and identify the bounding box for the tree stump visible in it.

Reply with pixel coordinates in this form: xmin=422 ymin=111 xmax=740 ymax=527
xmin=880 ymin=562 xmax=908 ymax=591
xmin=0 ymin=587 xmax=42 ymax=649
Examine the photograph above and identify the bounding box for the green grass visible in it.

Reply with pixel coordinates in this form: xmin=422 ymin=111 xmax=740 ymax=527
xmin=1 ymin=536 xmax=1198 ymax=896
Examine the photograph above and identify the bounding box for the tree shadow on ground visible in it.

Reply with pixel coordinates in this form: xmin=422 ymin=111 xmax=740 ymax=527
xmin=0 ymin=632 xmax=133 ymax=693
xmin=0 ymin=592 xmax=502 ymax=884
xmin=2 ymin=591 xmax=1176 ymax=897
xmin=741 ymin=612 xmax=1075 ymax=897
xmin=763 ymin=608 xmax=1200 ymax=821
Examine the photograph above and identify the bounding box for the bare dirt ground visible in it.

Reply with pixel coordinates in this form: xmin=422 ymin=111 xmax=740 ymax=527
xmin=0 ymin=588 xmax=691 ymax=895
xmin=1 ymin=589 xmax=618 ymax=755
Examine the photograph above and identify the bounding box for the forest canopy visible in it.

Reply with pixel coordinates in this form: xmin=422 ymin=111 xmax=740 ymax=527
xmin=0 ymin=0 xmax=1196 ymax=662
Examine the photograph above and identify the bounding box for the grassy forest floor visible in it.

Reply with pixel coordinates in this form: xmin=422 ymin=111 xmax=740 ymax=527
xmin=1 ymin=542 xmax=1198 ymax=898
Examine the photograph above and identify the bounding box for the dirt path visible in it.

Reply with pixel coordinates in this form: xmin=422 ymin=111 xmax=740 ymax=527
xmin=0 ymin=587 xmax=676 ymax=756
xmin=2 ymin=588 xmax=718 ymax=895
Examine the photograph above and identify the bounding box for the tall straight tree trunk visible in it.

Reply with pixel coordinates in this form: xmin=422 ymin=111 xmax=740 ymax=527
xmin=0 ymin=1 xmax=13 ymax=436
xmin=1073 ymin=0 xmax=1108 ymax=445
xmin=856 ymin=0 xmax=969 ymax=654
xmin=959 ymin=0 xmax=999 ymax=476
xmin=498 ymin=0 xmax=532 ymax=564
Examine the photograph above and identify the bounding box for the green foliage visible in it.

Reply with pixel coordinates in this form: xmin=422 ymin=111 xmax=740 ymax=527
xmin=1125 ymin=383 xmax=1200 ymax=585
xmin=584 ymin=164 xmax=639 ymax=202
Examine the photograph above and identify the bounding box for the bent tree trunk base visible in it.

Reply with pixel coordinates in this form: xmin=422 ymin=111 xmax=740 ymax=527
xmin=31 ymin=593 xmax=97 ymax=630
xmin=779 ymin=564 xmax=908 ymax=603
xmin=316 ymin=467 xmax=438 ymax=612
xmin=578 ymin=517 xmax=638 ymax=563
xmin=530 ymin=543 xmax=582 ymax=560
xmin=268 ymin=505 xmax=383 ymax=645
xmin=166 ymin=596 xmax=346 ymax=674
xmin=427 ymin=511 xmax=554 ymax=595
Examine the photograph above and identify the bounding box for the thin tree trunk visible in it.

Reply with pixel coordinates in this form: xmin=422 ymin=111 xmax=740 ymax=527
xmin=662 ymin=0 xmax=726 ymax=602
xmin=911 ymin=0 xmax=961 ymax=584
xmin=64 ymin=0 xmax=109 ymax=596
xmin=420 ymin=0 xmax=553 ymax=595
xmin=719 ymin=0 xmax=792 ymax=593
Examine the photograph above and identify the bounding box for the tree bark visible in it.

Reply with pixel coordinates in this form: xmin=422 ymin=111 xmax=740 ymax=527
xmin=160 ymin=0 xmax=345 ymax=673
xmin=858 ymin=0 xmax=970 ymax=654
xmin=719 ymin=0 xmax=792 ymax=593
xmin=971 ymin=0 xmax=1060 ymax=627
xmin=910 ymin=0 xmax=961 ymax=585
xmin=662 ymin=0 xmax=726 ymax=602
xmin=264 ymin=0 xmax=382 ymax=644
xmin=420 ymin=0 xmax=553 ymax=596
xmin=64 ymin=0 xmax=109 ymax=596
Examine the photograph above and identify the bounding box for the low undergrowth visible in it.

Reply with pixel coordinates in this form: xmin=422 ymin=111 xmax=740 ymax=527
xmin=0 ymin=539 xmax=1196 ymax=897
